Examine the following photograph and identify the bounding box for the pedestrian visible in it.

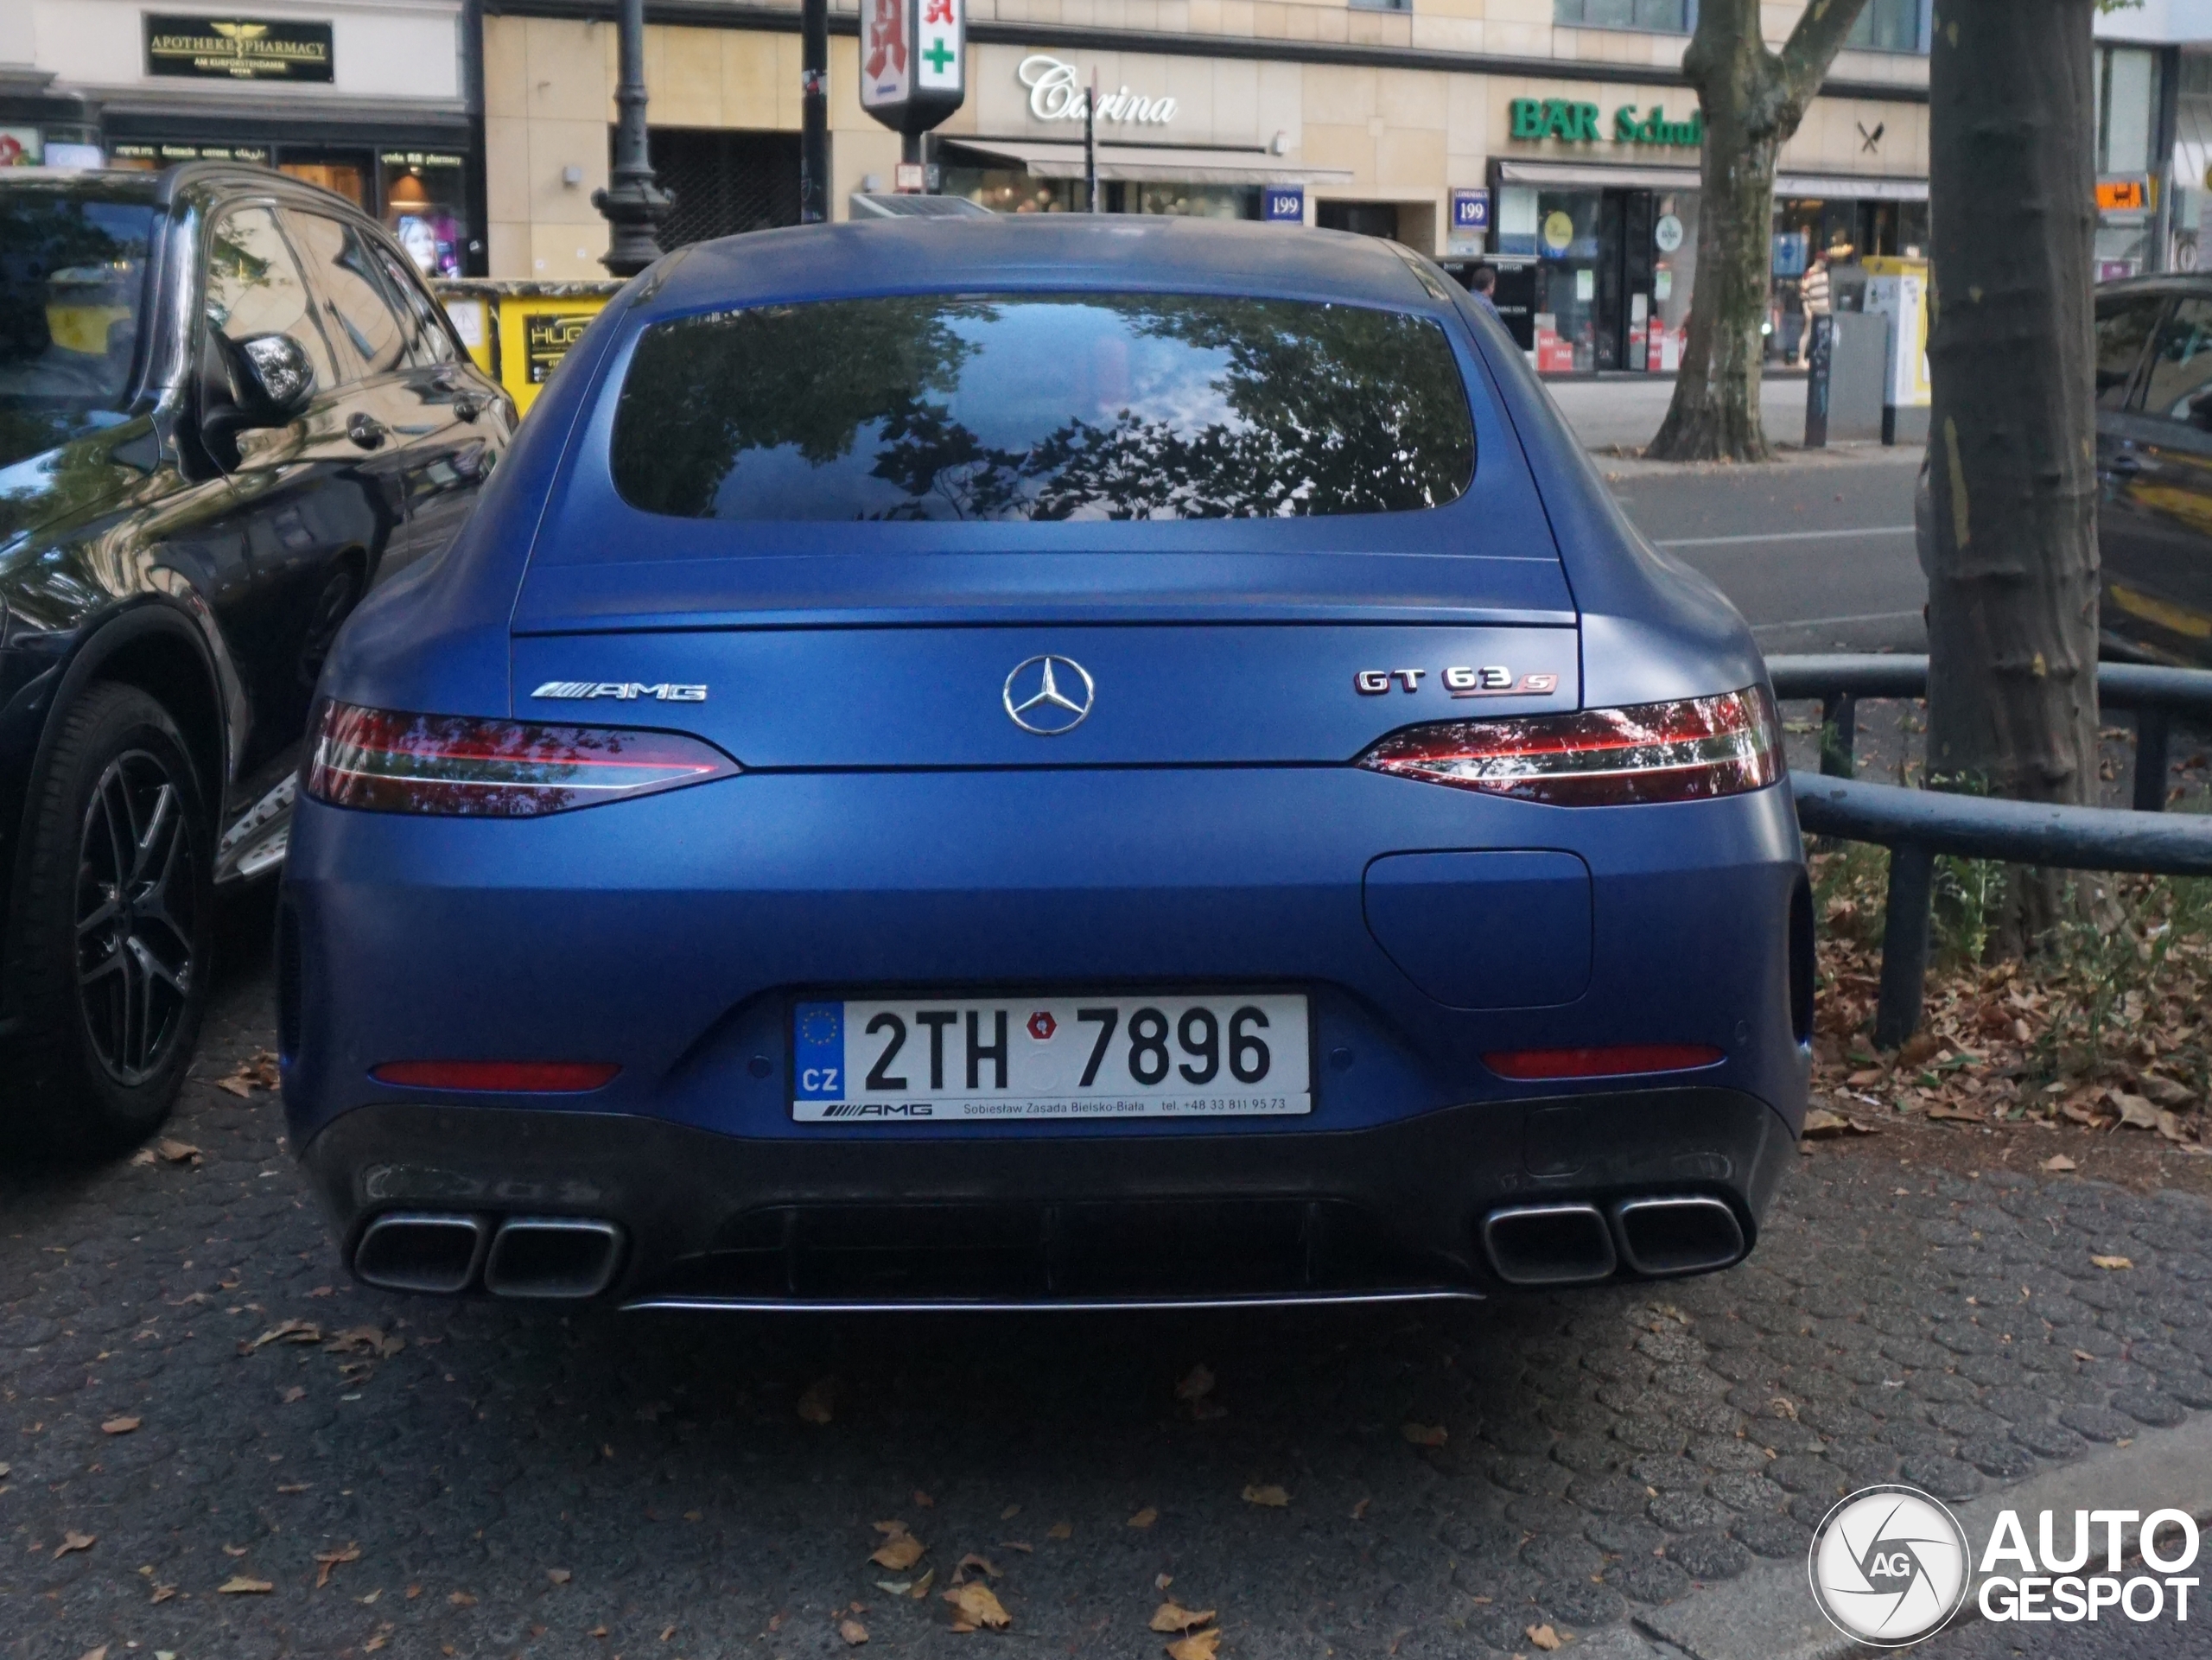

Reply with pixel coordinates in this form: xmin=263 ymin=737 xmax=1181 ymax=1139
xmin=1468 ymin=264 xmax=1502 ymax=321
xmin=1801 ymin=251 xmax=1832 ymax=320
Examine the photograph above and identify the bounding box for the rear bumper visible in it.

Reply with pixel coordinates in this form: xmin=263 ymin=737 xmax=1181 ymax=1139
xmin=296 ymin=1085 xmax=1796 ymax=1307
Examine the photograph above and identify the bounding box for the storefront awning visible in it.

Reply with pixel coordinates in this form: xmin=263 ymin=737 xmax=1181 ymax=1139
xmin=1494 ymin=158 xmax=1926 ymax=202
xmin=944 ymin=138 xmax=1352 ymax=187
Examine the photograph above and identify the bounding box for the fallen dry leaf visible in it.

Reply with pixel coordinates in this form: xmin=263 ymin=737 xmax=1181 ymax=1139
xmin=313 ymin=1542 xmax=361 ymax=1589
xmin=797 ymin=1377 xmax=836 ymax=1425
xmin=2091 ymin=1254 xmax=2134 ymax=1270
xmin=1000 ymin=1503 xmax=1020 ymax=1520
xmin=215 ymin=1052 xmax=281 ymax=1097
xmin=839 ymin=1618 xmax=869 ymax=1646
xmin=1240 ymin=1484 xmax=1288 ymax=1508
xmin=129 ymin=1148 xmax=156 ymax=1167
xmin=660 ymin=1625 xmax=677 ymax=1641
xmin=218 ymin=1575 xmax=274 ymax=1594
xmin=944 ymin=1580 xmax=1011 ymax=1631
xmin=77 ymin=1647 xmax=106 ymax=1660
xmin=1802 ymin=1107 xmax=1879 ymax=1139
xmin=240 ymin=1318 xmax=321 ymax=1355
xmin=998 ymin=1540 xmax=1033 ymax=1554
xmin=548 ymin=1568 xmax=572 ymax=1585
xmin=222 ymin=1544 xmax=249 ymax=1557
xmin=364 ymin=1636 xmax=389 ymax=1654
xmin=1527 ymin=1624 xmax=1562 ymax=1652
xmin=953 ymin=1553 xmax=1001 ymax=1581
xmin=100 ymin=1416 xmax=140 ymax=1435
xmin=870 ymin=1533 xmax=926 ymax=1572
xmin=1350 ymin=1497 xmax=1371 ymax=1521
xmin=155 ymin=1137 xmax=202 ymax=1164
xmin=449 ymin=1590 xmax=477 ymax=1606
xmin=1046 ymin=1522 xmax=1071 ymax=1541
xmin=909 ymin=1568 xmax=936 ymax=1600
xmin=1401 ymin=1422 xmax=1447 ymax=1447
xmin=325 ymin=1326 xmax=404 ymax=1360
xmin=1165 ymin=1631 xmax=1221 ymax=1660
xmin=1127 ymin=1506 xmax=1159 ymax=1530
xmin=2042 ymin=1154 xmax=2078 ymax=1172
xmin=279 ymin=1386 xmax=306 ymax=1404
xmin=1925 ymin=1103 xmax=1985 ymax=1123
xmin=54 ymin=1532 xmax=94 ymax=1558
xmin=149 ymin=1583 xmax=175 ymax=1603
xmin=913 ymin=1490 xmax=935 ymax=1508
xmin=1151 ymin=1602 xmax=1217 ymax=1633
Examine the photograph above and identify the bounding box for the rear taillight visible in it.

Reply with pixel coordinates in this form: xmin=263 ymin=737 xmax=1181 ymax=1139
xmin=372 ymin=1060 xmax=620 ymax=1092
xmin=306 ymin=702 xmax=738 ymax=816
xmin=1485 ymin=1044 xmax=1725 ymax=1080
xmin=1356 ymin=686 xmax=1780 ymax=806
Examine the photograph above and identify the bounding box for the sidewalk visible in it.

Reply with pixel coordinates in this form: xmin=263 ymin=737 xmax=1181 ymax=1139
xmin=1547 ymin=376 xmax=1925 ymax=476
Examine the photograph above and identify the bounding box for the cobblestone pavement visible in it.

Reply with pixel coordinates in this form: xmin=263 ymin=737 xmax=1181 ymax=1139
xmin=7 ymin=945 xmax=2212 ymax=1660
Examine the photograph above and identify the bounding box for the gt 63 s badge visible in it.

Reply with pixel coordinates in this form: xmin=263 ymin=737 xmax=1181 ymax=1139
xmin=1354 ymin=667 xmax=1559 ymax=697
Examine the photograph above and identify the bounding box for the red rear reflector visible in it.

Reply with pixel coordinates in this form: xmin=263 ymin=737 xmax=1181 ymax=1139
xmin=372 ymin=1060 xmax=620 ymax=1093
xmin=1484 ymin=1044 xmax=1724 ymax=1081
xmin=307 ymin=703 xmax=738 ymax=817
xmin=1357 ymin=687 xmax=1780 ymax=806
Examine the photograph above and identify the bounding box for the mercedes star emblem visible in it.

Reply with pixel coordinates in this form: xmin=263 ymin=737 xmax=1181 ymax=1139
xmin=1002 ymin=654 xmax=1095 ymax=735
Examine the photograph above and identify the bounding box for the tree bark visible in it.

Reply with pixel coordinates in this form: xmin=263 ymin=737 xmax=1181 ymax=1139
xmin=1924 ymin=0 xmax=2101 ymax=950
xmin=1649 ymin=0 xmax=1871 ymax=462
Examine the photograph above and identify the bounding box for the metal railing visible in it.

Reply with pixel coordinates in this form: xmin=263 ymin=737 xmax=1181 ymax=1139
xmin=1770 ymin=655 xmax=2212 ymax=1046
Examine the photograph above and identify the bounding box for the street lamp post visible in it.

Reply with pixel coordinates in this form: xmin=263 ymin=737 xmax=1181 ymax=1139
xmin=592 ymin=0 xmax=670 ymax=277
xmin=801 ymin=0 xmax=829 ymax=222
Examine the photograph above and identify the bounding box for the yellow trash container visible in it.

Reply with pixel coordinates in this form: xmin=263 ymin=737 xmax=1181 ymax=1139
xmin=432 ymin=279 xmax=626 ymax=417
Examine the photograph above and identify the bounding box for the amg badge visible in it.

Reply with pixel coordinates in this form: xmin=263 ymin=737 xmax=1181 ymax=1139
xmin=531 ymin=681 xmax=708 ymax=703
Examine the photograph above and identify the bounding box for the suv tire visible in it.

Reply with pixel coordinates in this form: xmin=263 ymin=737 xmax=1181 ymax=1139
xmin=3 ymin=683 xmax=213 ymax=1154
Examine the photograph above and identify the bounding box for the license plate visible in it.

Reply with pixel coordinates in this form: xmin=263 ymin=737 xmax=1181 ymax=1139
xmin=791 ymin=994 xmax=1312 ymax=1123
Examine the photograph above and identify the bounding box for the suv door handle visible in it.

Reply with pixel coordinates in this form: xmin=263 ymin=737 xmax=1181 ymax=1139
xmin=452 ymin=393 xmax=484 ymax=423
xmin=346 ymin=412 xmax=388 ymax=450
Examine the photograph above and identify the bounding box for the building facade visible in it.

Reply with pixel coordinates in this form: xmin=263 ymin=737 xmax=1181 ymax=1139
xmin=0 ymin=0 xmax=481 ymax=275
xmin=479 ymin=0 xmax=1930 ymax=371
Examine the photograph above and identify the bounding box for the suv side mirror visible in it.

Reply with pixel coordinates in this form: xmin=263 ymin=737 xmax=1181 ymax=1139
xmin=228 ymin=333 xmax=316 ymax=426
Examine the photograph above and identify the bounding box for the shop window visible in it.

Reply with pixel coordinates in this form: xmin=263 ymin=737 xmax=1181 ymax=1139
xmin=279 ymin=154 xmax=370 ymax=210
xmin=645 ymin=128 xmax=801 ymax=248
xmin=944 ymin=163 xmax=1083 ymax=213
xmin=1847 ymin=0 xmax=1924 ymax=53
xmin=1554 ymin=0 xmax=1691 ymax=33
xmin=380 ymin=151 xmax=470 ymax=277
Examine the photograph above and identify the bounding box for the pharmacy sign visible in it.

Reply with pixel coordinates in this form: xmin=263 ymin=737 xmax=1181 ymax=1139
xmin=861 ymin=0 xmax=966 ymax=137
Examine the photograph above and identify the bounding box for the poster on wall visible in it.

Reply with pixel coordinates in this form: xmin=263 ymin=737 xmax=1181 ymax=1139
xmin=144 ymin=15 xmax=334 ymax=82
xmin=0 ymin=128 xmax=42 ymax=166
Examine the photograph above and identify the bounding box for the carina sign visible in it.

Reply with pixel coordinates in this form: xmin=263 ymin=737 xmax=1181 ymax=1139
xmin=1018 ymin=55 xmax=1176 ymax=125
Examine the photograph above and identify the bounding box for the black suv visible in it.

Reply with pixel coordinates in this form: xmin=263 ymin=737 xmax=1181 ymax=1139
xmin=0 ymin=165 xmax=512 ymax=1150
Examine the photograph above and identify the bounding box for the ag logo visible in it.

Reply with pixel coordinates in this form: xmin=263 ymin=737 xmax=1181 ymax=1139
xmin=1808 ymin=1485 xmax=1970 ymax=1647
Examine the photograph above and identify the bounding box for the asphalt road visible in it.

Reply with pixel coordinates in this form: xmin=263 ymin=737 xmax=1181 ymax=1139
xmin=1605 ymin=457 xmax=1929 ymax=657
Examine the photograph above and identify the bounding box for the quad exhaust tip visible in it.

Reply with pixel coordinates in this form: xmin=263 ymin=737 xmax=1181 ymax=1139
xmin=484 ymin=1217 xmax=625 ymax=1300
xmin=1482 ymin=1202 xmax=1618 ymax=1287
xmin=1611 ymin=1195 xmax=1745 ymax=1277
xmin=354 ymin=1212 xmax=491 ymax=1294
xmin=1481 ymin=1195 xmax=1747 ymax=1286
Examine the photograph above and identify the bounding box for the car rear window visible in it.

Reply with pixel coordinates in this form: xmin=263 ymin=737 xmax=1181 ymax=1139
xmin=608 ymin=293 xmax=1475 ymax=522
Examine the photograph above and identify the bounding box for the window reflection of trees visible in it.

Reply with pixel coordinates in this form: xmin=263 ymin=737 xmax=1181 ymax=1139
xmin=0 ymin=196 xmax=156 ymax=469
xmin=612 ymin=294 xmax=1475 ymax=522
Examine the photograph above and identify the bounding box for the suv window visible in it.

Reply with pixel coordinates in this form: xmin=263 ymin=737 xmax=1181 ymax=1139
xmin=610 ymin=293 xmax=1477 ymax=522
xmin=288 ymin=212 xmax=410 ymax=378
xmin=205 ymin=206 xmax=336 ymax=391
xmin=2096 ymin=293 xmax=2167 ymax=411
xmin=2141 ymin=296 xmax=2212 ymax=428
xmin=367 ymin=243 xmax=457 ymax=367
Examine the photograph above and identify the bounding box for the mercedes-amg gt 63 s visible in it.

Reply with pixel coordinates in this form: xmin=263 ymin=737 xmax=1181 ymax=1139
xmin=283 ymin=217 xmax=1811 ymax=1310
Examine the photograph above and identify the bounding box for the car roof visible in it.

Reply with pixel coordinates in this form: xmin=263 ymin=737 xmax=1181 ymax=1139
xmin=0 ymin=163 xmax=385 ymax=224
xmin=634 ymin=215 xmax=1445 ymax=318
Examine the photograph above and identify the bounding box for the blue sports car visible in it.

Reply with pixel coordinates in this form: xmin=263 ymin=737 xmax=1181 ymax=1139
xmin=281 ymin=217 xmax=1811 ymax=1310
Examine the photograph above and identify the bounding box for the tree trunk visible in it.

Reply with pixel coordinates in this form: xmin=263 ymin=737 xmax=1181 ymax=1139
xmin=1649 ymin=0 xmax=1871 ymax=463
xmin=1924 ymin=0 xmax=2101 ymax=951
